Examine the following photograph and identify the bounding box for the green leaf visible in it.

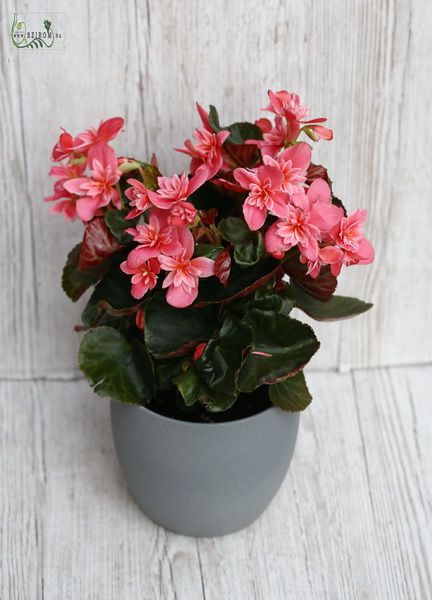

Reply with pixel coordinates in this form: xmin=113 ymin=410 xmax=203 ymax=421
xmin=174 ymin=366 xmax=237 ymax=411
xmin=81 ymin=265 xmax=140 ymax=327
xmin=78 ymin=326 xmax=156 ymax=404
xmin=225 ymin=122 xmax=264 ymax=144
xmin=208 ymin=105 xmax=263 ymax=144
xmin=208 ymin=105 xmax=222 ymax=131
xmin=219 ymin=217 xmax=253 ymax=245
xmin=174 ymin=368 xmax=202 ymax=407
xmin=269 ymin=372 xmax=312 ymax=411
xmin=234 ymin=232 xmax=264 ymax=267
xmin=144 ymin=296 xmax=217 ymax=358
xmin=155 ymin=358 xmax=185 ymax=391
xmin=237 ymin=309 xmax=320 ymax=392
xmin=290 ymin=282 xmax=373 ymax=321
xmin=193 ymin=315 xmax=251 ymax=410
xmin=195 ymin=243 xmax=224 ymax=259
xmin=105 ymin=209 xmax=138 ymax=244
xmin=227 ymin=286 xmax=282 ymax=317
xmin=62 ymin=244 xmax=109 ymax=302
xmin=219 ymin=217 xmax=264 ymax=267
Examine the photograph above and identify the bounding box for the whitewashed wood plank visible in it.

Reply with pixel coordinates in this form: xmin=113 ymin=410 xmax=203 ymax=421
xmin=352 ymin=366 xmax=432 ymax=599
xmin=337 ymin=0 xmax=432 ymax=369
xmin=0 ymin=0 xmax=41 ymax=378
xmin=0 ymin=381 xmax=44 ymax=600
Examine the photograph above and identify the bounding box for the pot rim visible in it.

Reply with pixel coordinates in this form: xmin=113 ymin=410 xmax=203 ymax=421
xmin=113 ymin=400 xmax=284 ymax=428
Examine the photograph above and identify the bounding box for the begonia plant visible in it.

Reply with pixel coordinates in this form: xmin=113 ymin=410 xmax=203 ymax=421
xmin=44 ymin=90 xmax=374 ymax=421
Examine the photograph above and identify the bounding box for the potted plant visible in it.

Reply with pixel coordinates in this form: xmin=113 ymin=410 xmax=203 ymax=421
xmin=44 ymin=90 xmax=374 ymax=537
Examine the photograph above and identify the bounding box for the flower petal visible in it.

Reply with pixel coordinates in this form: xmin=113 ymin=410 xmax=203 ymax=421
xmin=127 ymin=246 xmax=159 ymax=268
xmin=190 ymin=257 xmax=215 ymax=278
xmin=279 ymin=142 xmax=311 ymax=170
xmin=97 ymin=117 xmax=124 ymax=142
xmin=271 ymin=192 xmax=291 ymax=219
xmin=75 ymin=196 xmax=104 ymax=221
xmin=233 ymin=168 xmax=258 ymax=190
xmin=176 ymin=227 xmax=195 ymax=259
xmin=63 ymin=177 xmax=89 ymax=194
xmin=166 ymin=282 xmax=198 ymax=308
xmin=307 ymin=178 xmax=331 ymax=205
xmin=243 ymin=202 xmax=266 ymax=231
xmin=310 ymin=203 xmax=343 ymax=232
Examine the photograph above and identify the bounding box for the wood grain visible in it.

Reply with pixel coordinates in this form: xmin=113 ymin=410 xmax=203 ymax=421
xmin=1 ymin=366 xmax=430 ymax=598
xmin=1 ymin=0 xmax=431 ymax=375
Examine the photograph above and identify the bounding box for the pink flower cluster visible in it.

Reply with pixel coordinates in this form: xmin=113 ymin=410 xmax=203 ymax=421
xmin=120 ymin=211 xmax=214 ymax=308
xmin=45 ymin=117 xmax=124 ymax=221
xmin=46 ymin=89 xmax=374 ymax=309
xmin=233 ymin=90 xmax=374 ymax=278
xmin=253 ymin=90 xmax=334 ymax=157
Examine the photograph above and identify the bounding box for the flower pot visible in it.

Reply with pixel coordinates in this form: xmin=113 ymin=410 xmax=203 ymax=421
xmin=111 ymin=400 xmax=300 ymax=537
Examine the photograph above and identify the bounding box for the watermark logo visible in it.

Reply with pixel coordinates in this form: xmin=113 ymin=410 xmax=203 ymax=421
xmin=10 ymin=13 xmax=65 ymax=49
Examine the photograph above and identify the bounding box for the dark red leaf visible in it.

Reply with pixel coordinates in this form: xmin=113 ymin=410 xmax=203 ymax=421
xmin=78 ymin=218 xmax=121 ymax=270
xmin=201 ymin=208 xmax=218 ymax=225
xmin=214 ymin=249 xmax=232 ymax=287
xmin=223 ymin=142 xmax=261 ymax=169
xmin=284 ymin=251 xmax=337 ymax=301
xmin=306 ymin=163 xmax=332 ymax=188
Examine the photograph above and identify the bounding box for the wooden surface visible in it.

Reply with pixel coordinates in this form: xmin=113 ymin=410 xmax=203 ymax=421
xmin=1 ymin=0 xmax=432 ymax=377
xmin=1 ymin=365 xmax=431 ymax=599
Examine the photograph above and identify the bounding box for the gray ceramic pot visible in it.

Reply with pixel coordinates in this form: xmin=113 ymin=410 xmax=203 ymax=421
xmin=111 ymin=401 xmax=300 ymax=537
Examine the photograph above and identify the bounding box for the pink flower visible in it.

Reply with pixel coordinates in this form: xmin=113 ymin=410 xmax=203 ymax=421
xmin=169 ymin=202 xmax=197 ymax=227
xmin=63 ymin=145 xmax=121 ymax=221
xmin=51 ymin=128 xmax=76 ymax=161
xmin=265 ymin=179 xmax=343 ymax=260
xmin=159 ymin=228 xmax=215 ymax=308
xmin=74 ymin=117 xmax=124 ymax=153
xmin=147 ymin=170 xmax=205 ymax=225
xmin=253 ymin=116 xmax=290 ymax=157
xmin=148 ymin=172 xmax=190 ymax=209
xmin=124 ymin=178 xmax=153 ymax=220
xmin=126 ymin=211 xmax=181 ymax=267
xmin=44 ymin=162 xmax=86 ymax=221
xmin=120 ymin=257 xmax=160 ymax=300
xmin=264 ymin=90 xmax=310 ymax=122
xmin=262 ymin=90 xmax=333 ymax=144
xmin=47 ymin=193 xmax=78 ymax=221
xmin=332 ymin=209 xmax=369 ymax=253
xmin=176 ymin=104 xmax=230 ymax=179
xmin=152 ymin=171 xmax=205 ymax=209
xmin=297 ymin=205 xmax=374 ymax=278
xmin=263 ymin=142 xmax=311 ymax=194
xmin=300 ymin=245 xmax=344 ymax=278
xmin=328 ymin=209 xmax=375 ymax=275
xmin=234 ymin=164 xmax=290 ymax=230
